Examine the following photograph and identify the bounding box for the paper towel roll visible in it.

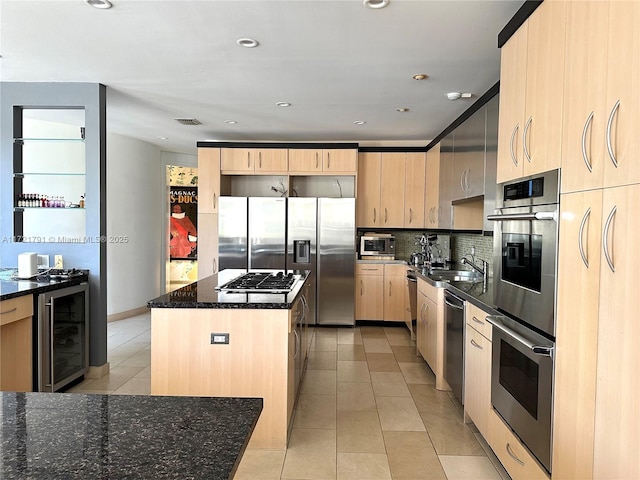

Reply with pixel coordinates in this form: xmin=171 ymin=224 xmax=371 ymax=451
xmin=18 ymin=252 xmax=38 ymax=278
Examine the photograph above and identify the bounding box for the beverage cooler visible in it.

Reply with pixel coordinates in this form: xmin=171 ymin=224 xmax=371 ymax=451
xmin=37 ymin=283 xmax=89 ymax=392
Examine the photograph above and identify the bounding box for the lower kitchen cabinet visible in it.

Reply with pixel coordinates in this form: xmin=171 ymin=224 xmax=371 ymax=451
xmin=416 ymin=277 xmax=448 ymax=390
xmin=196 ymin=213 xmax=219 ymax=279
xmin=463 ymin=302 xmax=492 ymax=440
xmin=0 ymin=294 xmax=33 ymax=392
xmin=355 ymin=263 xmax=408 ymax=322
xmin=490 ymin=409 xmax=549 ymax=480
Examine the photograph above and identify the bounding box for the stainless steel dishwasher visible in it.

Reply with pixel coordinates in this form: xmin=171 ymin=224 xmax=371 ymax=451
xmin=444 ymin=290 xmax=465 ymax=404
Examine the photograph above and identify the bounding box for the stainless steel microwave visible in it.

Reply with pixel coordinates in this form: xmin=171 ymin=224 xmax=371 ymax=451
xmin=360 ymin=234 xmax=395 ymax=258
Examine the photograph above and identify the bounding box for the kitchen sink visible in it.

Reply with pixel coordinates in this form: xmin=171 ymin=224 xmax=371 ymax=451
xmin=428 ymin=270 xmax=484 ymax=283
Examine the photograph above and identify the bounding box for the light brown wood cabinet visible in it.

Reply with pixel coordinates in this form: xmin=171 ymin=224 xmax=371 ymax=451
xmin=220 ymin=148 xmax=288 ymax=174
xmin=425 ymin=144 xmax=441 ymax=228
xmin=380 ymin=153 xmax=406 ymax=228
xmin=496 ymin=0 xmax=566 ymax=183
xmin=416 ymin=278 xmax=448 ymax=390
xmin=197 ymin=148 xmax=221 ymax=214
xmin=0 ymin=294 xmax=33 ymax=392
xmin=288 ymin=148 xmax=357 ymax=174
xmin=356 ymin=153 xmax=382 ymax=228
xmin=404 ymin=152 xmax=426 ymax=228
xmin=355 ymin=263 xmax=384 ymax=321
xmin=561 ymin=1 xmax=640 ymax=194
xmin=463 ymin=302 xmax=492 ymax=441
xmin=383 ymin=264 xmax=408 ymax=323
xmin=196 ymin=213 xmax=218 ymax=279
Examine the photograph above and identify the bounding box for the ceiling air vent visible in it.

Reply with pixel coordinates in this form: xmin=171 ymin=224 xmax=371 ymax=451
xmin=174 ymin=118 xmax=202 ymax=126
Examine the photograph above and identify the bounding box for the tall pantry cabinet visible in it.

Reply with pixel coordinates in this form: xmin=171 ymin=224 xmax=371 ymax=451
xmin=553 ymin=2 xmax=640 ymax=479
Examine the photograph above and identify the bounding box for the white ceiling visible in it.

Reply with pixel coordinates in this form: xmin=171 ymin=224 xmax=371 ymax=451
xmin=0 ymin=0 xmax=522 ymax=155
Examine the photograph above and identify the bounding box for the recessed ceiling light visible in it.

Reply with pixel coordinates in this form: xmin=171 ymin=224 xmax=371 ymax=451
xmin=84 ymin=0 xmax=113 ymax=9
xmin=157 ymin=136 xmax=168 ymax=140
xmin=224 ymin=120 xmax=237 ymax=124
xmin=276 ymin=102 xmax=291 ymax=107
xmin=363 ymin=0 xmax=390 ymax=9
xmin=237 ymin=38 xmax=259 ymax=48
xmin=397 ymin=108 xmax=410 ymax=112
xmin=446 ymin=92 xmax=473 ymax=101
xmin=353 ymin=121 xmax=366 ymax=125
xmin=412 ymin=74 xmax=429 ymax=81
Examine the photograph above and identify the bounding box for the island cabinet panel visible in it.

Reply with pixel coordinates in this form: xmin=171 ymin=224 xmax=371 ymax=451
xmin=0 ymin=294 xmax=33 ymax=392
xmin=151 ymin=307 xmax=291 ymax=449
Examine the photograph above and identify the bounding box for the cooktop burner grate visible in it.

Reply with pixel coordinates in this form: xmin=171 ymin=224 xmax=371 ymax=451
xmin=216 ymin=272 xmax=298 ymax=293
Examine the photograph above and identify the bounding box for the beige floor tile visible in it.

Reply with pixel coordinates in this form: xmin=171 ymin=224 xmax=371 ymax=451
xmin=336 ymin=452 xmax=391 ymax=480
xmin=293 ymin=394 xmax=337 ymax=429
xmin=370 ymin=372 xmax=411 ymax=397
xmin=107 ymin=355 xmax=128 ymax=367
xmin=111 ymin=377 xmax=151 ymax=395
xmin=337 ymin=411 xmax=385 ymax=453
xmin=310 ymin=336 xmax=338 ymax=352
xmin=234 ymin=449 xmax=286 ymax=480
xmin=300 ymin=370 xmax=337 ymax=395
xmin=390 ymin=345 xmax=422 ymax=364
xmin=408 ymin=384 xmax=460 ymax=415
xmin=438 ymin=455 xmax=502 ymax=480
xmin=72 ymin=366 xmax=146 ymax=392
xmin=375 ymin=396 xmax=426 ymax=432
xmin=119 ymin=347 xmax=151 ymax=367
xmin=383 ymin=327 xmax=413 ymax=346
xmin=281 ymin=428 xmax=337 ymax=480
xmin=421 ymin=412 xmax=485 ymax=455
xmin=307 ymin=350 xmax=337 ymax=370
xmin=383 ymin=431 xmax=447 ymax=480
xmin=365 ymin=353 xmax=400 ymax=372
xmin=337 ymin=361 xmax=371 ymax=383
xmin=337 ymin=382 xmax=377 ymax=412
xmin=337 ymin=344 xmax=366 ymax=361
xmin=134 ymin=365 xmax=151 ymax=378
xmin=315 ymin=327 xmax=337 ymax=339
xmin=398 ymin=362 xmax=436 ymax=384
xmin=362 ymin=337 xmax=392 ymax=354
xmin=359 ymin=326 xmax=387 ymax=338
xmin=337 ymin=328 xmax=363 ymax=345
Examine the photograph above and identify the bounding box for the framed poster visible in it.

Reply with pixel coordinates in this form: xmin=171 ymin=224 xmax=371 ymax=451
xmin=169 ymin=186 xmax=198 ymax=260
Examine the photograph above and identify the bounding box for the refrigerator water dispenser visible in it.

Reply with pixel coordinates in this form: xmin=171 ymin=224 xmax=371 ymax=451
xmin=293 ymin=240 xmax=311 ymax=264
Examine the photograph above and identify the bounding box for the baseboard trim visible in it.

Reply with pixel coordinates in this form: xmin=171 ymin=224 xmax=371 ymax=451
xmin=86 ymin=362 xmax=110 ymax=379
xmin=107 ymin=306 xmax=149 ymax=322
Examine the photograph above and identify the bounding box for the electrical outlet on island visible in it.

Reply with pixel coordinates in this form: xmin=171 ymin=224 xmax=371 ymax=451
xmin=54 ymin=255 xmax=63 ymax=269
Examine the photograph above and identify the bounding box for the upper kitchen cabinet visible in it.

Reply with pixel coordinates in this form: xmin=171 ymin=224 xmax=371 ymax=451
xmin=356 ymin=152 xmax=405 ymax=228
xmin=288 ymin=148 xmax=357 ymax=174
xmin=451 ymin=106 xmax=486 ymax=202
xmin=496 ymin=0 xmax=567 ymax=183
xmin=198 ymin=148 xmax=229 ymax=214
xmin=561 ymin=1 xmax=640 ymax=193
xmin=425 ymin=144 xmax=440 ymax=229
xmin=404 ymin=152 xmax=426 ymax=228
xmin=220 ymin=148 xmax=288 ymax=174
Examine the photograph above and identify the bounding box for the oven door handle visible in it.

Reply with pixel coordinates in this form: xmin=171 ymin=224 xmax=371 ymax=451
xmin=487 ymin=212 xmax=556 ymax=222
xmin=486 ymin=315 xmax=554 ymax=357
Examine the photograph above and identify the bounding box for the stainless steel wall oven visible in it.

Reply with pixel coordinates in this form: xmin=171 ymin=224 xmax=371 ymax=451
xmin=487 ymin=169 xmax=560 ymax=474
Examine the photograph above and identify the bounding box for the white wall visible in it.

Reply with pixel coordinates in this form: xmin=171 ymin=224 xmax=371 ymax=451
xmin=106 ymin=133 xmax=163 ymax=315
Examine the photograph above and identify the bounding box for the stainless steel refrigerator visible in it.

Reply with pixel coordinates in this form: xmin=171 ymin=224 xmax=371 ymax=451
xmin=217 ymin=196 xmax=355 ymax=326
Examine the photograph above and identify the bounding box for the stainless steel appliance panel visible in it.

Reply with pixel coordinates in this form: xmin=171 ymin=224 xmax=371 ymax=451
xmin=488 ymin=315 xmax=554 ymax=473
xmin=317 ymin=198 xmax=355 ymax=326
xmin=249 ymin=197 xmax=287 ymax=270
xmin=288 ymin=197 xmax=317 ymax=325
xmin=218 ymin=197 xmax=248 ymax=270
xmin=38 ymin=283 xmax=89 ymax=392
xmin=444 ymin=291 xmax=465 ymax=404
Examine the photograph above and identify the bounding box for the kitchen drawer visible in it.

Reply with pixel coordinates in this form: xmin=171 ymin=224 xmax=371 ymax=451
xmin=355 ymin=264 xmax=384 ymax=276
xmin=465 ymin=302 xmax=492 ymax=341
xmin=0 ymin=295 xmax=33 ymax=325
xmin=417 ymin=277 xmax=440 ymax=304
xmin=490 ymin=409 xmax=549 ymax=480
xmin=384 ymin=263 xmax=408 ymax=277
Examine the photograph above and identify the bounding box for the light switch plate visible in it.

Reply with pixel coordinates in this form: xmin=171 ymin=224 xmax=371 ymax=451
xmin=211 ymin=333 xmax=229 ymax=344
xmin=54 ymin=255 xmax=63 ymax=269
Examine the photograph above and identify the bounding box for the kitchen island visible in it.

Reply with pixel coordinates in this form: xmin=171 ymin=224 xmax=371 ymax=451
xmin=147 ymin=269 xmax=311 ymax=450
xmin=0 ymin=391 xmax=261 ymax=479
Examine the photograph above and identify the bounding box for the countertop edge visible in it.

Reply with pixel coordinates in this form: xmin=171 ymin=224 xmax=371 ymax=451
xmin=415 ymin=270 xmax=497 ymax=314
xmin=0 ymin=276 xmax=89 ymax=302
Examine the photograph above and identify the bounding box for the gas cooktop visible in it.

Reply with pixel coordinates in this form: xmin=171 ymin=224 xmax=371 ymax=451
xmin=216 ymin=272 xmax=299 ymax=294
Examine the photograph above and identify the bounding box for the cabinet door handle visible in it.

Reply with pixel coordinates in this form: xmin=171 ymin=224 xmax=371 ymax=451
xmin=385 ymin=208 xmax=388 ymax=224
xmin=315 ymin=152 xmax=319 ymax=169
xmin=606 ymin=99 xmax=620 ymax=168
xmin=472 ymin=316 xmax=484 ymax=325
xmin=373 ymin=207 xmax=377 ymax=224
xmin=460 ymin=171 xmax=466 ymax=191
xmin=213 ymin=258 xmax=218 ymax=274
xmin=388 ymin=281 xmax=392 ymax=296
xmin=247 ymin=151 xmax=251 ymax=168
xmin=578 ymin=207 xmax=591 ymax=269
xmin=409 ymin=208 xmax=413 ymax=224
xmin=523 ymin=116 xmax=532 ymax=163
xmin=464 ymin=169 xmax=470 ymax=191
xmin=603 ymin=205 xmax=617 ymax=272
xmin=213 ymin=193 xmax=217 ymax=209
xmin=510 ymin=124 xmax=519 ymax=167
xmin=259 ymin=151 xmax=262 ymax=169
xmin=581 ymin=111 xmax=594 ymax=173
xmin=506 ymin=443 xmax=525 ymax=466
xmin=327 ymin=152 xmax=330 ymax=169
xmin=470 ymin=339 xmax=483 ymax=349
xmin=360 ymin=279 xmax=364 ymax=296
xmin=0 ymin=307 xmax=17 ymax=315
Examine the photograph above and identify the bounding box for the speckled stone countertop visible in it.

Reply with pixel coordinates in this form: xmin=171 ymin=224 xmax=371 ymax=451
xmin=0 ymin=392 xmax=262 ymax=480
xmin=0 ymin=270 xmax=89 ymax=301
xmin=147 ymin=269 xmax=309 ymax=309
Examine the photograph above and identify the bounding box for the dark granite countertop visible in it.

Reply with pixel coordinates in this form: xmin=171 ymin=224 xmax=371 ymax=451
xmin=147 ymin=269 xmax=310 ymax=309
xmin=0 ymin=269 xmax=89 ymax=301
xmin=0 ymin=392 xmax=262 ymax=480
xmin=415 ymin=269 xmax=498 ymax=314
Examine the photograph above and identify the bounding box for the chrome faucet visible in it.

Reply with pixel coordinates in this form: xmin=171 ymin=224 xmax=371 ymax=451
xmin=460 ymin=256 xmax=489 ymax=284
